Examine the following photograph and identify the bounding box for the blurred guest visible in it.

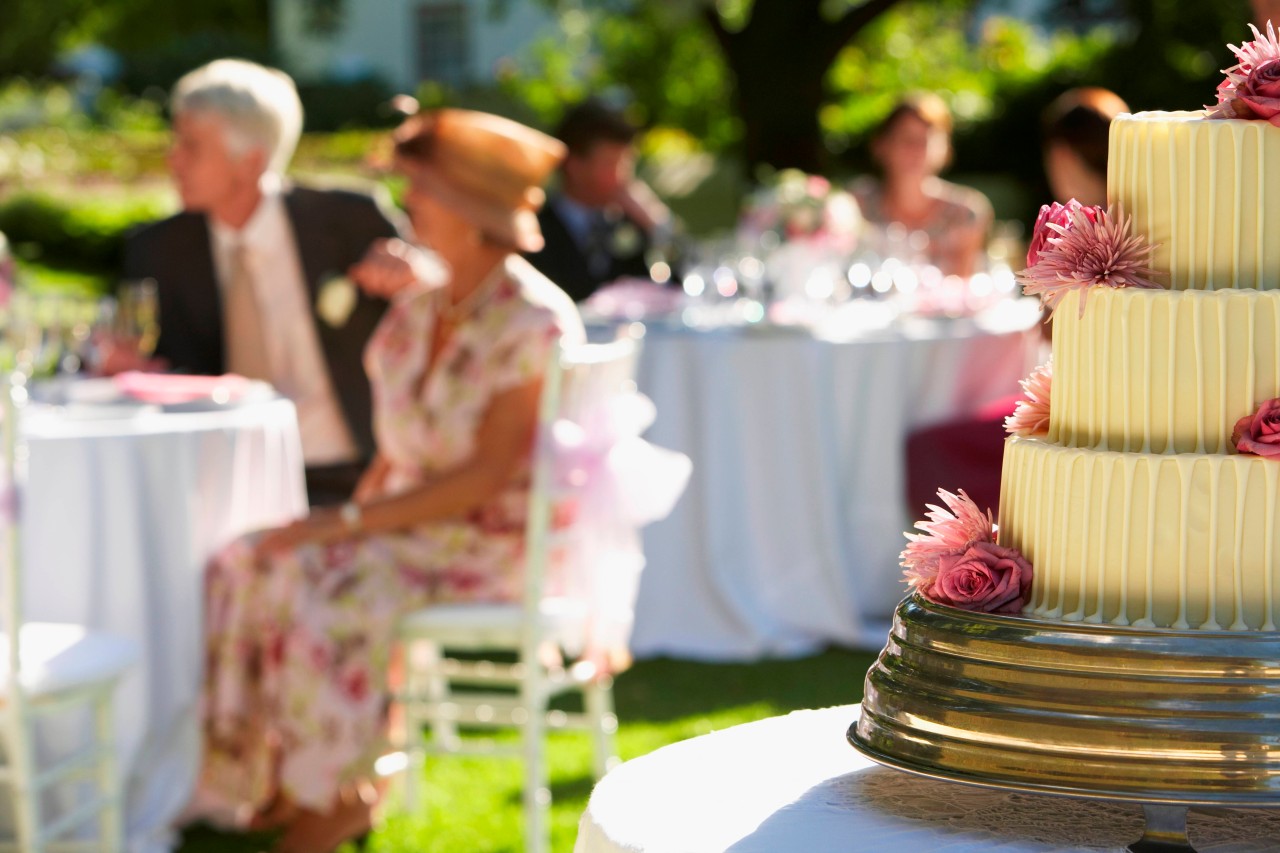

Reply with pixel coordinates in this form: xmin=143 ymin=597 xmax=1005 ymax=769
xmin=853 ymin=93 xmax=992 ymax=278
xmin=1040 ymin=87 xmax=1129 ymax=207
xmin=187 ymin=108 xmax=582 ymax=852
xmin=525 ymin=98 xmax=673 ymax=302
xmin=123 ymin=59 xmax=432 ymax=505
xmin=903 ymin=87 xmax=1126 ymax=521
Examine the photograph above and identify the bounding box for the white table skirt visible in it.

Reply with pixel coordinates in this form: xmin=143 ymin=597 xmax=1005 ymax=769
xmin=575 ymin=704 xmax=1280 ymax=852
xmin=626 ymin=310 xmax=1041 ymax=660
xmin=21 ymin=399 xmax=308 ymax=853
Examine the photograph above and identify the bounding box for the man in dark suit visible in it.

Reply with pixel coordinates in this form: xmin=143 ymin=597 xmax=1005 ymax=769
xmin=123 ymin=59 xmax=430 ymax=505
xmin=525 ymin=99 xmax=674 ymax=303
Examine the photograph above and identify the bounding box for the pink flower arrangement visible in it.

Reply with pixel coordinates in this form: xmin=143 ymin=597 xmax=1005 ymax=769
xmin=1232 ymin=398 xmax=1280 ymax=457
xmin=1005 ymin=359 xmax=1052 ymax=437
xmin=901 ymin=489 xmax=1033 ymax=614
xmin=1018 ymin=200 xmax=1160 ymax=315
xmin=1207 ymin=22 xmax=1280 ymax=125
xmin=738 ymin=168 xmax=862 ymax=248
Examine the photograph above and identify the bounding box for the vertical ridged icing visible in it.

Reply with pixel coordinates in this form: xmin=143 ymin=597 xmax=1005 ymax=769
xmin=1000 ymin=438 xmax=1280 ymax=630
xmin=1108 ymin=111 xmax=1280 ymax=291
xmin=1048 ymin=287 xmax=1280 ymax=454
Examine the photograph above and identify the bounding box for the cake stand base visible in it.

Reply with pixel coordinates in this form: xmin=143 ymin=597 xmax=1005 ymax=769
xmin=850 ymin=595 xmax=1280 ymax=851
xmin=1130 ymin=805 xmax=1193 ymax=852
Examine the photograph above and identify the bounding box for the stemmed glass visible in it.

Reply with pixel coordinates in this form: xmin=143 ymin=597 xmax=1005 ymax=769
xmin=115 ymin=279 xmax=160 ymax=361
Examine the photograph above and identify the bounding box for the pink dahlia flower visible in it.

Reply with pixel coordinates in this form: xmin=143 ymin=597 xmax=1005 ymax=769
xmin=1018 ymin=206 xmax=1159 ymax=315
xmin=901 ymin=489 xmax=995 ymax=590
xmin=1005 ymin=359 xmax=1053 ymax=437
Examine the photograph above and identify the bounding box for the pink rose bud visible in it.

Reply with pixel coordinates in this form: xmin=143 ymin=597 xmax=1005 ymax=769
xmin=928 ymin=540 xmax=1033 ymax=614
xmin=1025 ymin=199 xmax=1103 ymax=269
xmin=1232 ymin=398 xmax=1280 ymax=457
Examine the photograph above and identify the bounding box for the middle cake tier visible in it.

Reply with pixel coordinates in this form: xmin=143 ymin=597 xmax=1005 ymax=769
xmin=1050 ymin=286 xmax=1280 ymax=454
xmin=1000 ymin=436 xmax=1280 ymax=631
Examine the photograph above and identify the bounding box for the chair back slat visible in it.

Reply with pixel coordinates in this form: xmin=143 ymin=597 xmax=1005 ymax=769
xmin=1 ymin=373 xmax=27 ymax=704
xmin=519 ymin=335 xmax=641 ymax=655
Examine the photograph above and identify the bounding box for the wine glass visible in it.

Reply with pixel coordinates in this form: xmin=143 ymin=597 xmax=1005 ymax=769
xmin=116 ymin=279 xmax=160 ymax=360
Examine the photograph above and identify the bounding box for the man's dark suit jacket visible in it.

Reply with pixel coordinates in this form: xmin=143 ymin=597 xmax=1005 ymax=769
xmin=123 ymin=185 xmax=400 ymax=460
xmin=524 ymin=197 xmax=652 ymax=304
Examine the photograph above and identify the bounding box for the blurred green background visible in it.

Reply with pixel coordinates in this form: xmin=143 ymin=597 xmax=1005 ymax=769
xmin=2 ymin=0 xmax=1256 ymax=296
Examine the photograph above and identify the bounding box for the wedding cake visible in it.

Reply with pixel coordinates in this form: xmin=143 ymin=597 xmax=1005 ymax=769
xmin=902 ymin=23 xmax=1280 ymax=632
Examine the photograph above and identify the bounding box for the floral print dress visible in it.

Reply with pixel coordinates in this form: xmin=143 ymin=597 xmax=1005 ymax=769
xmin=199 ymin=256 xmax=583 ymax=813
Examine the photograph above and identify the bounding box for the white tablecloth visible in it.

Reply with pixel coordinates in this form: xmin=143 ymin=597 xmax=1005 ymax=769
xmin=576 ymin=704 xmax=1280 ymax=852
xmin=21 ymin=399 xmax=308 ymax=853
xmin=625 ymin=308 xmax=1041 ymax=659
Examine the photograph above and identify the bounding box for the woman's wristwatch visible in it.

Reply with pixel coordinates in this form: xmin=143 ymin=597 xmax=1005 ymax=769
xmin=339 ymin=501 xmax=364 ymax=533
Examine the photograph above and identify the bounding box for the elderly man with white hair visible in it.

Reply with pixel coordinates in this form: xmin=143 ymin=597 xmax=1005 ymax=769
xmin=124 ymin=59 xmax=432 ymax=505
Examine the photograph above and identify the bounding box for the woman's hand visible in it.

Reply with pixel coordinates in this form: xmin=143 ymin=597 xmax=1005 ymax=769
xmin=349 ymin=238 xmax=447 ymax=300
xmin=353 ymin=454 xmax=391 ymax=504
xmin=254 ymin=508 xmax=352 ymax=559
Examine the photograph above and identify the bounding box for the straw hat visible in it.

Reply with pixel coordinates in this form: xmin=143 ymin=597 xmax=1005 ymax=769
xmin=393 ymin=107 xmax=566 ymax=253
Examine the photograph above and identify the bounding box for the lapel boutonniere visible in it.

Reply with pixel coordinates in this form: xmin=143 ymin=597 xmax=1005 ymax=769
xmin=609 ymin=221 xmax=642 ymax=258
xmin=316 ymin=273 xmax=358 ymax=328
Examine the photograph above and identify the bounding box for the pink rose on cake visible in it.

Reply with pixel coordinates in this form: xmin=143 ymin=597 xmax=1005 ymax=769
xmin=901 ymin=488 xmax=1034 ymax=614
xmin=1231 ymin=398 xmax=1280 ymax=457
xmin=1207 ymin=22 xmax=1280 ymax=125
xmin=931 ymin=541 xmax=1033 ymax=614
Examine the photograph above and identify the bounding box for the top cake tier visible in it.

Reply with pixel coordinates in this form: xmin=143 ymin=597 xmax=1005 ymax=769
xmin=1109 ymin=111 xmax=1280 ymax=291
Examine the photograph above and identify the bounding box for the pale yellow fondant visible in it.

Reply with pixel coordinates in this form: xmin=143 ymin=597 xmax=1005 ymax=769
xmin=1109 ymin=111 xmax=1280 ymax=292
xmin=999 ymin=437 xmax=1280 ymax=631
xmin=1049 ymin=287 xmax=1280 ymax=454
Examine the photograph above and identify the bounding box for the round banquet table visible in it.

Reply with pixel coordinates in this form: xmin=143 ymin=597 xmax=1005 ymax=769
xmin=620 ymin=302 xmax=1043 ymax=660
xmin=20 ymin=397 xmax=308 ymax=853
xmin=575 ymin=704 xmax=1280 ymax=853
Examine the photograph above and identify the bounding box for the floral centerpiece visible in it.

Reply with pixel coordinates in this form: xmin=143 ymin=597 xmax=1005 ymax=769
xmin=737 ymin=168 xmax=861 ymax=251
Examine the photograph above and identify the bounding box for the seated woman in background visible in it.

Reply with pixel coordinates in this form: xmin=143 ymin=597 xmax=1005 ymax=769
xmin=187 ymin=108 xmax=583 ymax=852
xmin=853 ymin=93 xmax=992 ymax=278
xmin=903 ymin=87 xmax=1128 ymax=521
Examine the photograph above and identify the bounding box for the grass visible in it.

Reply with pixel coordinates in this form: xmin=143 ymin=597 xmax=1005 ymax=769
xmin=177 ymin=647 xmax=878 ymax=853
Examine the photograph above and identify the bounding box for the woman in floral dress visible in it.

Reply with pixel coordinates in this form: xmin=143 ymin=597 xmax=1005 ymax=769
xmin=190 ymin=108 xmax=582 ymax=851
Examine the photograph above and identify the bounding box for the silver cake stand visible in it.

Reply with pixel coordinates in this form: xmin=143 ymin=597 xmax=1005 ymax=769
xmin=849 ymin=595 xmax=1280 ymax=852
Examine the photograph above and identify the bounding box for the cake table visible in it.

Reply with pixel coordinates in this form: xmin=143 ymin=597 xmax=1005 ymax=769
xmin=575 ymin=705 xmax=1280 ymax=852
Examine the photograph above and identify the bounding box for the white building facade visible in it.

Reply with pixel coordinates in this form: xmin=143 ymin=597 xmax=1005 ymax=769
xmin=273 ymin=0 xmax=556 ymax=90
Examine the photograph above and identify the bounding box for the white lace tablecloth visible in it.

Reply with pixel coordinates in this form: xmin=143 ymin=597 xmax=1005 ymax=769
xmin=21 ymin=399 xmax=308 ymax=853
xmin=620 ymin=307 xmax=1041 ymax=659
xmin=575 ymin=704 xmax=1280 ymax=852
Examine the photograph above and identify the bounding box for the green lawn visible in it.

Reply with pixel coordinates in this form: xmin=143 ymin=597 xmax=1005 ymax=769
xmin=177 ymin=647 xmax=878 ymax=853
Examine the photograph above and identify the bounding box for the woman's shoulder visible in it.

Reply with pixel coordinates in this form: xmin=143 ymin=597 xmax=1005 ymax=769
xmin=499 ymin=255 xmax=587 ymax=346
xmin=934 ymin=179 xmax=993 ymax=223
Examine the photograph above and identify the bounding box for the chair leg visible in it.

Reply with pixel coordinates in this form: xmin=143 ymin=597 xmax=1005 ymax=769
xmin=9 ymin=719 xmax=44 ymax=853
xmin=584 ymin=678 xmax=618 ymax=779
xmin=419 ymin=641 xmax=458 ymax=751
xmin=521 ymin=674 xmax=550 ymax=853
xmin=95 ymin=692 xmax=124 ymax=853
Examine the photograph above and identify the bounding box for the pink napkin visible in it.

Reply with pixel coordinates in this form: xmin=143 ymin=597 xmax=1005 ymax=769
xmin=584 ymin=278 xmax=684 ymax=319
xmin=113 ymin=372 xmax=254 ymax=405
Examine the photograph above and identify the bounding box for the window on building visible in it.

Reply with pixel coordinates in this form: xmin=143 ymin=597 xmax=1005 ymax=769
xmin=416 ymin=2 xmax=471 ymax=87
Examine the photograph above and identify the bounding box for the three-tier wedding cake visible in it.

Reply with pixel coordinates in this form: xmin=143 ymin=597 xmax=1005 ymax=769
xmin=902 ymin=23 xmax=1280 ymax=629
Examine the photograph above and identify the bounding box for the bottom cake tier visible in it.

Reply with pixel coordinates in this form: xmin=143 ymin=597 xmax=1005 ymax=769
xmin=851 ymin=595 xmax=1280 ymax=804
xmin=999 ymin=436 xmax=1280 ymax=630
